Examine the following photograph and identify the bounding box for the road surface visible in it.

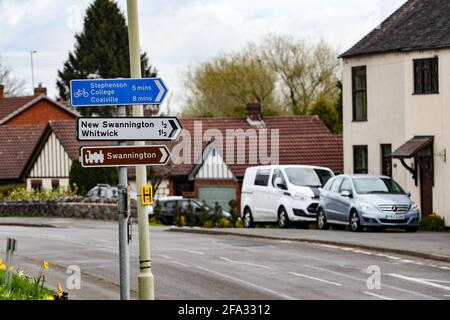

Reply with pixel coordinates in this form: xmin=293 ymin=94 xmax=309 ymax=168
xmin=0 ymin=218 xmax=449 ymax=300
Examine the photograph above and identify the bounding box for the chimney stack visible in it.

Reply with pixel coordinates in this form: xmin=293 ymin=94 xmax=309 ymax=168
xmin=0 ymin=84 xmax=4 ymax=98
xmin=246 ymin=96 xmax=263 ymax=122
xmin=34 ymin=83 xmax=47 ymax=96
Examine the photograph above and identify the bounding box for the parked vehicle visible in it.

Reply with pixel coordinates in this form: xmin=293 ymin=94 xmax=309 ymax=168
xmin=155 ymin=197 xmax=232 ymax=226
xmin=87 ymin=184 xmax=153 ymax=216
xmin=317 ymin=175 xmax=421 ymax=232
xmin=240 ymin=165 xmax=335 ymax=228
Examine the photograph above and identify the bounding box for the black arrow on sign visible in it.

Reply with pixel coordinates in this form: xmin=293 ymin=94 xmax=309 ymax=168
xmin=168 ymin=119 xmax=178 ymax=138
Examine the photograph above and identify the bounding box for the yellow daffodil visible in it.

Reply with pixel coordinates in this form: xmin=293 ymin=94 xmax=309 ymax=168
xmin=46 ymin=295 xmax=55 ymax=300
xmin=0 ymin=259 xmax=2 ymax=265
xmin=9 ymin=266 xmax=13 ymax=271
xmin=57 ymin=282 xmax=63 ymax=298
xmin=0 ymin=264 xmax=6 ymax=271
xmin=42 ymin=261 xmax=49 ymax=269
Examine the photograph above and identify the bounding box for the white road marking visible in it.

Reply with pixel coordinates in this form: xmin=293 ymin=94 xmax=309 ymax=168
xmin=363 ymin=291 xmax=395 ymax=300
xmin=388 ymin=273 xmax=450 ymax=291
xmin=289 ymin=272 xmax=343 ymax=287
xmin=174 ymin=249 xmax=205 ymax=255
xmin=169 ymin=260 xmax=190 ymax=267
xmin=304 ymin=265 xmax=438 ymax=300
xmin=419 ymin=279 xmax=450 ymax=284
xmin=219 ymin=257 xmax=272 ymax=270
xmin=319 ymin=244 xmax=340 ymax=249
xmin=197 ymin=266 xmax=296 ymax=300
xmin=154 ymin=254 xmax=173 ymax=260
xmin=439 ymin=266 xmax=450 ymax=270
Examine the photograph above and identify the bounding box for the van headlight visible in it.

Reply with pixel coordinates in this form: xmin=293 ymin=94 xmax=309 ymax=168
xmin=360 ymin=202 xmax=378 ymax=212
xmin=292 ymin=192 xmax=309 ymax=201
xmin=410 ymin=202 xmax=419 ymax=211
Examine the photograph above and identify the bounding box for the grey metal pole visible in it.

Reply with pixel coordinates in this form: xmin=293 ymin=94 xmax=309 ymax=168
xmin=127 ymin=0 xmax=155 ymax=300
xmin=117 ymin=105 xmax=130 ymax=300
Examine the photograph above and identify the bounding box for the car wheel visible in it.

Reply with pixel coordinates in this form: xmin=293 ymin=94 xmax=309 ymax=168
xmin=349 ymin=210 xmax=363 ymax=232
xmin=243 ymin=208 xmax=254 ymax=228
xmin=405 ymin=226 xmax=418 ymax=233
xmin=317 ymin=209 xmax=329 ymax=230
xmin=278 ymin=207 xmax=290 ymax=229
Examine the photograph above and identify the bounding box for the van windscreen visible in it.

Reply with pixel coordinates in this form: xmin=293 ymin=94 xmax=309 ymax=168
xmin=285 ymin=168 xmax=333 ymax=187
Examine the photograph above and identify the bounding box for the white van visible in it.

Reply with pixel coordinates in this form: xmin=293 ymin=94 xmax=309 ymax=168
xmin=240 ymin=165 xmax=335 ymax=228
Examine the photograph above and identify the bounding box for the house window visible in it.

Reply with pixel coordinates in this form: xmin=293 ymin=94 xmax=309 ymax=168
xmin=414 ymin=58 xmax=439 ymax=94
xmin=352 ymin=66 xmax=367 ymax=121
xmin=52 ymin=180 xmax=60 ymax=190
xmin=353 ymin=146 xmax=368 ymax=174
xmin=31 ymin=180 xmax=42 ymax=192
xmin=381 ymin=144 xmax=392 ymax=177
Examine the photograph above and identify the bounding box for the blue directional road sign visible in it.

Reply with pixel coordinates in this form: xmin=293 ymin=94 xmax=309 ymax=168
xmin=70 ymin=78 xmax=168 ymax=107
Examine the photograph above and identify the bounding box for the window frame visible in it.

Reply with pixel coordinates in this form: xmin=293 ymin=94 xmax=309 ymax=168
xmin=352 ymin=66 xmax=368 ymax=122
xmin=353 ymin=145 xmax=368 ymax=174
xmin=413 ymin=57 xmax=439 ymax=95
xmin=380 ymin=144 xmax=393 ymax=177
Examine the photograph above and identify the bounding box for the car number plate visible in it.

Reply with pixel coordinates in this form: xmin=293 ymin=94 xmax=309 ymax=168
xmin=386 ymin=214 xmax=406 ymax=220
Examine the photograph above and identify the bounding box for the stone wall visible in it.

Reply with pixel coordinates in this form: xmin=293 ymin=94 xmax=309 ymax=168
xmin=0 ymin=199 xmax=129 ymax=220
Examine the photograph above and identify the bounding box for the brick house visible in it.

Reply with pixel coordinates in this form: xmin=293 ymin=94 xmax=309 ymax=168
xmin=0 ymin=84 xmax=78 ymax=186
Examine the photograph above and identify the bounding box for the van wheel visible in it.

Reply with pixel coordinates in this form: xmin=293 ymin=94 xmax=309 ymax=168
xmin=317 ymin=209 xmax=329 ymax=230
xmin=278 ymin=207 xmax=290 ymax=229
xmin=243 ymin=208 xmax=254 ymax=228
xmin=350 ymin=210 xmax=363 ymax=232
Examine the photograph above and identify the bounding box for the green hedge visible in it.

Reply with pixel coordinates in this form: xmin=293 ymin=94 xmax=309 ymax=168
xmin=419 ymin=213 xmax=446 ymax=232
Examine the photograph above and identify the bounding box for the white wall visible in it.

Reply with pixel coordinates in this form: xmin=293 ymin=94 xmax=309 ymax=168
xmin=343 ymin=49 xmax=450 ymax=225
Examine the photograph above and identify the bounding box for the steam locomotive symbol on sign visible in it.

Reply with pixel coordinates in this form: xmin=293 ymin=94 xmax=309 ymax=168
xmin=84 ymin=150 xmax=105 ymax=164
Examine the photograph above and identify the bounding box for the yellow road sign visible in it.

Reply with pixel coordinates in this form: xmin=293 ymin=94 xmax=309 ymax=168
xmin=141 ymin=185 xmax=153 ymax=206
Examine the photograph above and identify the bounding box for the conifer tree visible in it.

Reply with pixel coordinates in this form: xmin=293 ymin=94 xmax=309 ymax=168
xmin=57 ymin=0 xmax=157 ymax=116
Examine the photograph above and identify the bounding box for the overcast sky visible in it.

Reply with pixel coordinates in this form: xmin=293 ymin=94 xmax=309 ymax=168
xmin=0 ymin=0 xmax=406 ymax=113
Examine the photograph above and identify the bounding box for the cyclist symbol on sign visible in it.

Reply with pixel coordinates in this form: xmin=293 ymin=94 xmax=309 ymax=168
xmin=74 ymin=88 xmax=89 ymax=98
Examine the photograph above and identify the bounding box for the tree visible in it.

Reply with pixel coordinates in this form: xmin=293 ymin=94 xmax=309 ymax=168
xmin=183 ymin=46 xmax=280 ymax=117
xmin=0 ymin=56 xmax=25 ymax=97
xmin=146 ymin=162 xmax=173 ymax=196
xmin=56 ymin=0 xmax=157 ymax=116
xmin=309 ymin=96 xmax=342 ymax=134
xmin=261 ymin=35 xmax=340 ymax=115
xmin=69 ymin=159 xmax=118 ymax=195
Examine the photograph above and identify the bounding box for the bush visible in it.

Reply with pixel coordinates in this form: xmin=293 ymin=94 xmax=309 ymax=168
xmin=203 ymin=220 xmax=215 ymax=229
xmin=152 ymin=200 xmax=162 ymax=223
xmin=234 ymin=220 xmax=244 ymax=228
xmin=0 ymin=187 xmax=76 ymax=201
xmin=420 ymin=213 xmax=446 ymax=232
xmin=69 ymin=159 xmax=118 ymax=195
xmin=200 ymin=200 xmax=209 ymax=226
xmin=218 ymin=218 xmax=233 ymax=228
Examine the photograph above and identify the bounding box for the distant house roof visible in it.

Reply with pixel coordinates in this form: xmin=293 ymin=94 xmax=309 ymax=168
xmin=167 ymin=116 xmax=343 ymax=177
xmin=0 ymin=125 xmax=46 ymax=182
xmin=340 ymin=0 xmax=450 ymax=58
xmin=0 ymin=94 xmax=78 ymax=125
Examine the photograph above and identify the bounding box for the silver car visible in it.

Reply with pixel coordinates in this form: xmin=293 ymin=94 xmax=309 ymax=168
xmin=317 ymin=175 xmax=420 ymax=232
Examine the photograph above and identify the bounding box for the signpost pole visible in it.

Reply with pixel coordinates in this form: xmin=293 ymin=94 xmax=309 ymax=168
xmin=117 ymin=105 xmax=130 ymax=300
xmin=127 ymin=0 xmax=155 ymax=300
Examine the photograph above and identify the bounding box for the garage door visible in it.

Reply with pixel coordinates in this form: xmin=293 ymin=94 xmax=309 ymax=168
xmin=198 ymin=186 xmax=236 ymax=212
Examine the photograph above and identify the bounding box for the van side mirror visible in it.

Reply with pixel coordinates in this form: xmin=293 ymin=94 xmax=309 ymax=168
xmin=274 ymin=177 xmax=287 ymax=190
xmin=340 ymin=190 xmax=353 ymax=198
xmin=407 ymin=192 xmax=411 ymax=198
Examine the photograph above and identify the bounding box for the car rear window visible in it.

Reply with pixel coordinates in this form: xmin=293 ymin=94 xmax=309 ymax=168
xmin=254 ymin=169 xmax=271 ymax=186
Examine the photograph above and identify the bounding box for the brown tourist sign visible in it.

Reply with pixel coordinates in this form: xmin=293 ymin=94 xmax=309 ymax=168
xmin=80 ymin=145 xmax=171 ymax=168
